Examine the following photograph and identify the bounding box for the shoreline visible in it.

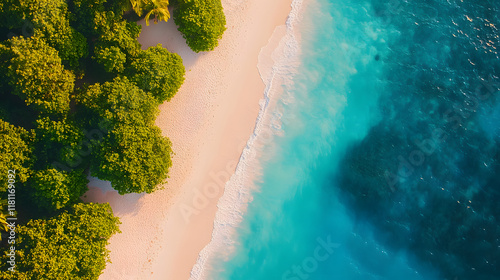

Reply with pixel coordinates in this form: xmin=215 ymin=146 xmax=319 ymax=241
xmin=85 ymin=0 xmax=295 ymax=279
xmin=190 ymin=0 xmax=306 ymax=278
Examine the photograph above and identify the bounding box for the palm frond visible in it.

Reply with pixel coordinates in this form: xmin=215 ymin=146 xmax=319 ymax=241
xmin=139 ymin=0 xmax=170 ymax=25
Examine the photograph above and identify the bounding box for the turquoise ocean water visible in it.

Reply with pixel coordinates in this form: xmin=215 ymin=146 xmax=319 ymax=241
xmin=204 ymin=0 xmax=500 ymax=279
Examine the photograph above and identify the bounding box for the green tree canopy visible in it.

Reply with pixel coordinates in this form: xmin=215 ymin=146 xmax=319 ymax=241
xmin=94 ymin=45 xmax=127 ymax=73
xmin=0 ymin=0 xmax=24 ymax=28
xmin=76 ymin=76 xmax=158 ymax=126
xmin=30 ymin=168 xmax=88 ymax=211
xmin=6 ymin=36 xmax=75 ymax=116
xmin=33 ymin=117 xmax=84 ymax=168
xmin=92 ymin=123 xmax=172 ymax=194
xmin=0 ymin=203 xmax=120 ymax=280
xmin=0 ymin=0 xmax=88 ymax=69
xmin=76 ymin=77 xmax=172 ymax=194
xmin=93 ymin=20 xmax=142 ymax=73
xmin=69 ymin=0 xmax=129 ymax=37
xmin=0 ymin=43 xmax=12 ymax=90
xmin=174 ymin=0 xmax=226 ymax=53
xmin=0 ymin=119 xmax=32 ymax=190
xmin=127 ymin=44 xmax=185 ymax=103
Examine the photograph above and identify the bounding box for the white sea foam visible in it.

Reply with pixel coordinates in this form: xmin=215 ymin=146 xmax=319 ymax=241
xmin=189 ymin=1 xmax=305 ymax=279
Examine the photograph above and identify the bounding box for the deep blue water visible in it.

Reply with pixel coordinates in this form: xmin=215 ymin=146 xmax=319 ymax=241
xmin=207 ymin=0 xmax=500 ymax=279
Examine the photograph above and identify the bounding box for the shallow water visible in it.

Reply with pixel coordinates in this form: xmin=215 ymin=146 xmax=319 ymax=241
xmin=206 ymin=0 xmax=500 ymax=279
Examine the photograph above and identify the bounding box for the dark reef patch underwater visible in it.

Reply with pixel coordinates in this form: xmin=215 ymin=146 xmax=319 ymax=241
xmin=336 ymin=0 xmax=500 ymax=279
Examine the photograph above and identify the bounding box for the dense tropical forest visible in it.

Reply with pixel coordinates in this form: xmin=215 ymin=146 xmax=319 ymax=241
xmin=0 ymin=0 xmax=226 ymax=278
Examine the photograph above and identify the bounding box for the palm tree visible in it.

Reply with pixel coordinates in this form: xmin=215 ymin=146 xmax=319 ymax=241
xmin=130 ymin=0 xmax=170 ymax=26
xmin=129 ymin=0 xmax=143 ymax=15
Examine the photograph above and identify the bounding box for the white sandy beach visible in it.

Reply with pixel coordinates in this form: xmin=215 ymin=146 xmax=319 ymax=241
xmin=83 ymin=1 xmax=293 ymax=279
